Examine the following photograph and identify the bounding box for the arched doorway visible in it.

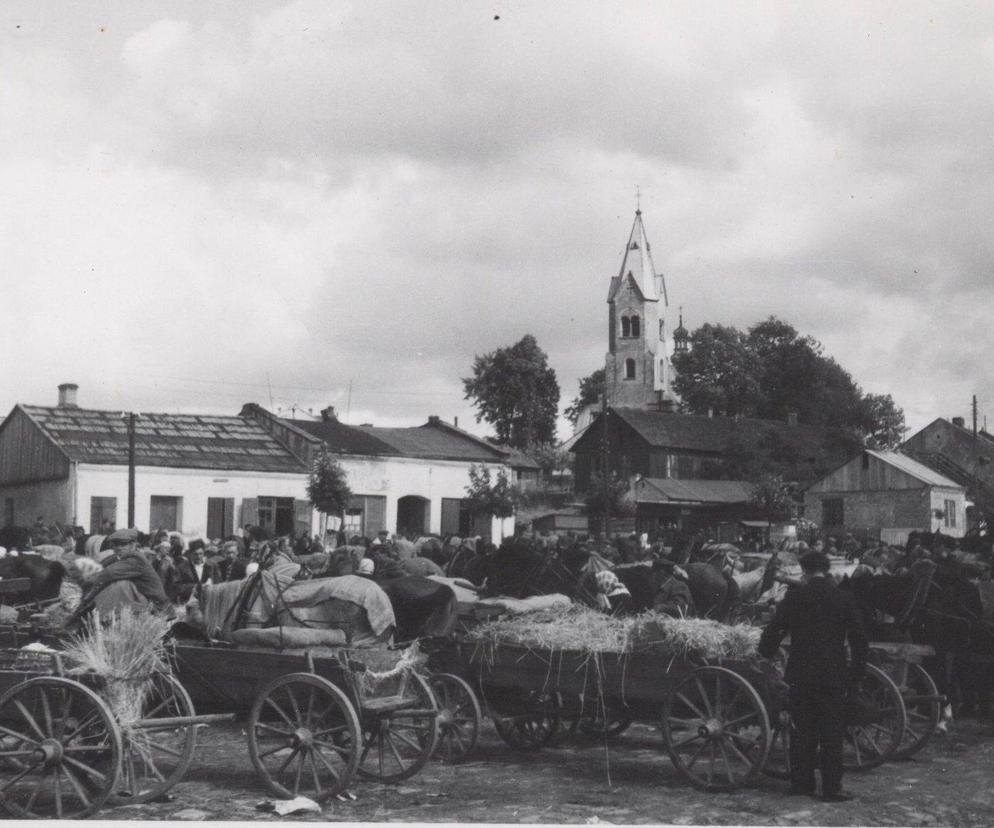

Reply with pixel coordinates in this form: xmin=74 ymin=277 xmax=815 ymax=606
xmin=396 ymin=495 xmax=430 ymax=537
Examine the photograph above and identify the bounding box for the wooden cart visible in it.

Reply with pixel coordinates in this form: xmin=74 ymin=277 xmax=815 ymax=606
xmin=0 ymin=641 xmax=439 ymax=820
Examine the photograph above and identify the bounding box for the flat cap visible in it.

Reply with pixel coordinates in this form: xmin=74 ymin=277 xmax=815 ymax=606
xmin=108 ymin=527 xmax=139 ymax=545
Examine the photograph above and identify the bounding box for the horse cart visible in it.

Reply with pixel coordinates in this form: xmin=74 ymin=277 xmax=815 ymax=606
xmin=0 ymin=622 xmax=440 ymax=819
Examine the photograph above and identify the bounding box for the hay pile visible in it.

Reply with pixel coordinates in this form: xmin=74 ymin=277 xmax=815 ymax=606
xmin=62 ymin=608 xmax=173 ymax=728
xmin=466 ymin=605 xmax=760 ymax=660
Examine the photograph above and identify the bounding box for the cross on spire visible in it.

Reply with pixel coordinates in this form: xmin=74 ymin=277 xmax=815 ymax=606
xmin=635 ymin=185 xmax=641 ymax=214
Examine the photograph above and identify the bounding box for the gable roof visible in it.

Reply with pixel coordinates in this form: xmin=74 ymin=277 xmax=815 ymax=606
xmin=590 ymin=407 xmax=835 ymax=455
xmin=635 ymin=477 xmax=754 ymax=505
xmin=18 ymin=405 xmax=306 ymax=474
xmin=865 ymin=450 xmax=961 ymax=488
xmin=607 ymin=271 xmax=650 ymax=305
xmin=291 ymin=419 xmax=397 ymax=456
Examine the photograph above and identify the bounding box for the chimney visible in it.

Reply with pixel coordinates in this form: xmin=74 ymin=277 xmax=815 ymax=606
xmin=428 ymin=415 xmax=441 ymax=426
xmin=786 ymin=411 xmax=799 ymax=426
xmin=952 ymin=416 xmax=966 ymax=428
xmin=320 ymin=406 xmax=337 ymax=422
xmin=454 ymin=416 xmax=459 ymax=428
xmin=57 ymin=383 xmax=79 ymax=408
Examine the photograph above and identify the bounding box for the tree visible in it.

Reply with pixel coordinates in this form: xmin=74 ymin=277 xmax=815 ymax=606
xmin=671 ymin=324 xmax=763 ymax=417
xmin=859 ymin=393 xmax=907 ymax=449
xmin=463 ymin=334 xmax=560 ymax=448
xmin=465 ymin=465 xmax=516 ymax=520
xmin=564 ymin=368 xmax=605 ymax=426
xmin=527 ymin=442 xmax=572 ymax=479
xmin=306 ymin=450 xmax=352 ymax=529
xmin=584 ymin=471 xmax=636 ymax=527
xmin=750 ymin=473 xmax=796 ymax=524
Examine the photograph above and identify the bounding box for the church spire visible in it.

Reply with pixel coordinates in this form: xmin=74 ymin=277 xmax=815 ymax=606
xmin=617 ymin=209 xmax=668 ymax=306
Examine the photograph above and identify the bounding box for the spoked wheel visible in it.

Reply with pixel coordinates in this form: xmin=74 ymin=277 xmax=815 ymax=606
xmin=248 ymin=673 xmax=361 ymax=801
xmin=429 ymin=673 xmax=481 ymax=764
xmin=491 ymin=691 xmax=561 ymax=750
xmin=0 ymin=676 xmax=122 ymax=819
xmin=894 ymin=663 xmax=941 ymax=759
xmin=663 ymin=666 xmax=771 ymax=791
xmin=761 ymin=709 xmax=792 ymax=779
xmin=111 ymin=672 xmax=197 ymax=805
xmin=843 ymin=663 xmax=907 ymax=771
xmin=356 ymin=671 xmax=439 ymax=782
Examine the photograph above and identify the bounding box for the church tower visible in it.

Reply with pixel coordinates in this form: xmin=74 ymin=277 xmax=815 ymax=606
xmin=604 ymin=209 xmax=678 ymax=411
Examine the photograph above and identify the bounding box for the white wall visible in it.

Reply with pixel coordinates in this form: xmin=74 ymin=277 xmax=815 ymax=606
xmin=75 ymin=464 xmax=315 ymax=536
xmin=337 ymin=455 xmax=514 ymax=540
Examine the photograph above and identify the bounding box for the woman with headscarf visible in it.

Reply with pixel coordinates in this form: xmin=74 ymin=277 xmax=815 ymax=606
xmin=595 ymin=570 xmax=633 ymax=617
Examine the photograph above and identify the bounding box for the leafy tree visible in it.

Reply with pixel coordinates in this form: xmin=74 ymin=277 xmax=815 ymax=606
xmin=565 ymin=368 xmax=605 ymax=426
xmin=306 ymin=450 xmax=352 ymax=519
xmin=526 ymin=442 xmax=572 ymax=479
xmin=750 ymin=473 xmax=796 ymax=523
xmin=584 ymin=471 xmax=636 ymax=524
xmin=463 ymin=334 xmax=560 ymax=448
xmin=465 ymin=465 xmax=516 ymax=520
xmin=860 ymin=393 xmax=907 ymax=449
xmin=671 ymin=324 xmax=763 ymax=417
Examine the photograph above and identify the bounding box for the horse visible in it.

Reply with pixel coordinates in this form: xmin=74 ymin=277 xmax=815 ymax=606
xmin=0 ymin=554 xmax=66 ymax=604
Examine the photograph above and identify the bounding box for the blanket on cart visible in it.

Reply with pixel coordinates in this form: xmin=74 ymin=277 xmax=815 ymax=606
xmin=275 ymin=575 xmax=396 ymax=640
xmin=377 ymin=576 xmax=457 ymax=643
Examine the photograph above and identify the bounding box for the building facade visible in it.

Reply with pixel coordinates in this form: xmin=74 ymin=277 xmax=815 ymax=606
xmin=804 ymin=450 xmax=968 ymax=540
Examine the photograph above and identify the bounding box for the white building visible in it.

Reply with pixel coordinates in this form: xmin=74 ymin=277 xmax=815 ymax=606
xmin=0 ymin=385 xmax=313 ymax=537
xmin=242 ymin=404 xmax=515 ymax=541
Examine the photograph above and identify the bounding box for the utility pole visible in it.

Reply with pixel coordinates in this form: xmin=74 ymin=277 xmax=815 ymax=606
xmin=601 ymin=391 xmax=612 ymax=539
xmin=973 ymin=395 xmax=979 ymax=439
xmin=124 ymin=412 xmax=138 ymax=528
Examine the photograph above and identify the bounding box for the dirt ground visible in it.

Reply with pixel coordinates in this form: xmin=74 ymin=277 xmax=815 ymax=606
xmin=101 ymin=716 xmax=994 ymax=826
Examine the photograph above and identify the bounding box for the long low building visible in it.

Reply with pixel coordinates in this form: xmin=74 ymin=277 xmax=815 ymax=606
xmin=0 ymin=385 xmax=516 ymax=541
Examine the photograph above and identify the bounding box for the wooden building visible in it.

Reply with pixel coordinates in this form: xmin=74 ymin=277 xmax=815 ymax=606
xmin=804 ymin=450 xmax=968 ymax=539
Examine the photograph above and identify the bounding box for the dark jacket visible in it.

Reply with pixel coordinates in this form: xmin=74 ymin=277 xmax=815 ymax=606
xmin=758 ymin=574 xmax=869 ymax=689
xmin=84 ymin=550 xmax=170 ymax=612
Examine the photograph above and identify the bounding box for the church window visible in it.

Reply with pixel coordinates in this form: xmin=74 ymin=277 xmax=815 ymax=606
xmin=624 ymin=359 xmax=636 ymax=380
xmin=621 ymin=316 xmax=631 ymax=337
xmin=630 ymin=315 xmax=640 ymax=337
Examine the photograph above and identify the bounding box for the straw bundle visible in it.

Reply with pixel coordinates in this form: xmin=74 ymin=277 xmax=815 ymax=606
xmin=62 ymin=608 xmax=173 ymax=728
xmin=466 ymin=605 xmax=760 ymax=661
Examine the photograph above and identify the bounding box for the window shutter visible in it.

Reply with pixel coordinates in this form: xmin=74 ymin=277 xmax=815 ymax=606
xmin=240 ymin=498 xmax=259 ymax=529
xmin=294 ymin=499 xmax=312 ymax=537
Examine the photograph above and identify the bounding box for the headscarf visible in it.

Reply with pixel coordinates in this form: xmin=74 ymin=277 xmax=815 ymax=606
xmin=594 ymin=570 xmax=630 ymax=611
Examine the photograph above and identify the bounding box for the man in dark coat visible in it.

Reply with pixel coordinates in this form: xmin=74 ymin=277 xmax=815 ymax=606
xmin=77 ymin=528 xmax=171 ymax=616
xmin=759 ymin=550 xmax=869 ymax=802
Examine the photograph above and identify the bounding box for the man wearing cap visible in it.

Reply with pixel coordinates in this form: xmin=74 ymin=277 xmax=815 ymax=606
xmin=759 ymin=550 xmax=869 ymax=802
xmin=77 ymin=528 xmax=171 ymax=617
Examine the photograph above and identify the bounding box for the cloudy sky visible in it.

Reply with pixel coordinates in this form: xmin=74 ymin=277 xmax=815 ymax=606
xmin=3 ymin=1 xmax=993 ymax=438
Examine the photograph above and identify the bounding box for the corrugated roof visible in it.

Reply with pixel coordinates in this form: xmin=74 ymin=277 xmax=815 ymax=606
xmin=21 ymin=406 xmax=306 ymax=473
xmin=866 ymin=450 xmax=962 ymax=488
xmin=636 ymin=477 xmax=755 ymax=504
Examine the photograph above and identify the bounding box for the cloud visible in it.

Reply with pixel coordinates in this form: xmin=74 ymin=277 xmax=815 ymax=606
xmin=1 ymin=0 xmax=993 ymax=440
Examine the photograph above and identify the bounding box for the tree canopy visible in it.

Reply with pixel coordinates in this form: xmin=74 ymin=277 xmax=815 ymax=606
xmin=306 ymin=449 xmax=352 ymax=517
xmin=464 ymin=464 xmax=516 ymax=519
xmin=672 ymin=316 xmax=906 ymax=446
xmin=463 ymin=334 xmax=560 ymax=448
xmin=565 ymin=368 xmax=605 ymax=426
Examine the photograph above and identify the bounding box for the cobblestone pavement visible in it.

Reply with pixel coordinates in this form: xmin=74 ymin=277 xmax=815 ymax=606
xmin=101 ymin=718 xmax=994 ymax=825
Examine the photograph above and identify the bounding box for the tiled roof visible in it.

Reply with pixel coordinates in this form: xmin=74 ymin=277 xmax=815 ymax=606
xmin=20 ymin=405 xmax=306 ymax=473
xmin=497 ymin=446 xmax=542 ymax=470
xmin=866 ymin=450 xmax=962 ymax=488
xmin=609 ymin=407 xmax=834 ymax=454
xmin=636 ymin=477 xmax=755 ymax=505
xmin=357 ymin=425 xmax=507 ymax=463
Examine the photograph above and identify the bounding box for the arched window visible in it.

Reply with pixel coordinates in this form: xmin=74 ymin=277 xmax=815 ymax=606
xmin=625 ymin=358 xmax=636 ymax=380
xmin=631 ymin=315 xmax=641 ymax=337
xmin=621 ymin=316 xmax=631 ymax=337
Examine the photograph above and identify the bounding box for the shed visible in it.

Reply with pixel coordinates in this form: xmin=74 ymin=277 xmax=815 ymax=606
xmin=804 ymin=450 xmax=968 ymax=538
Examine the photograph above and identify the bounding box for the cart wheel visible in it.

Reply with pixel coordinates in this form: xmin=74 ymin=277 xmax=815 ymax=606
xmin=0 ymin=676 xmax=122 ymax=819
xmin=248 ymin=673 xmax=360 ymax=802
xmin=356 ymin=671 xmax=439 ymax=782
xmin=843 ymin=663 xmax=907 ymax=771
xmin=491 ymin=691 xmax=562 ymax=750
xmin=894 ymin=663 xmax=941 ymax=760
xmin=429 ymin=673 xmax=481 ymax=764
xmin=663 ymin=666 xmax=771 ymax=791
xmin=110 ymin=672 xmax=197 ymax=805
xmin=761 ymin=709 xmax=792 ymax=779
